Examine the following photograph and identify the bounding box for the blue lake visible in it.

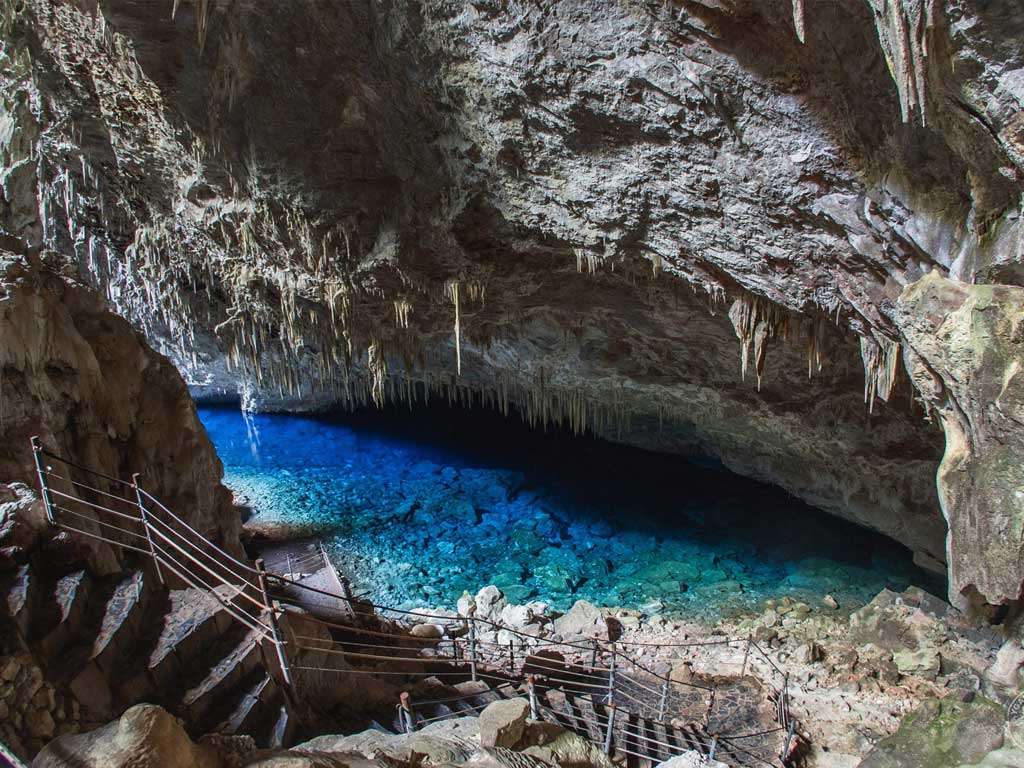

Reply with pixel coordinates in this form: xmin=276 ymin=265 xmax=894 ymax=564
xmin=198 ymin=404 xmax=945 ymax=621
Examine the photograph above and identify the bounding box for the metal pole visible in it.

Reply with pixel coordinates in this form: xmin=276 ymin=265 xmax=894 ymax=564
xmin=340 ymin=575 xmax=355 ymax=604
xmin=657 ymin=677 xmax=669 ymax=721
xmin=606 ymin=643 xmax=616 ymax=704
xmin=400 ymin=692 xmax=416 ymax=733
xmin=708 ymin=735 xmax=718 ymax=761
xmin=603 ymin=703 xmax=616 ymax=755
xmin=30 ymin=437 xmax=55 ymax=526
xmin=469 ymin=616 xmax=478 ymax=682
xmin=781 ymin=718 xmax=795 ymax=762
xmin=527 ymin=675 xmax=538 ymax=721
xmin=591 ymin=638 xmax=599 ymax=669
xmin=741 ymin=634 xmax=751 ymax=677
xmin=132 ymin=474 xmax=164 ymax=586
xmin=783 ymin=673 xmax=790 ymax=728
xmin=508 ymin=639 xmax=515 ymax=674
xmin=256 ymin=558 xmax=293 ymax=687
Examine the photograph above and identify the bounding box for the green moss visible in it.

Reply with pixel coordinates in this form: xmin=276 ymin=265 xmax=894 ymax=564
xmin=860 ymin=696 xmax=1005 ymax=768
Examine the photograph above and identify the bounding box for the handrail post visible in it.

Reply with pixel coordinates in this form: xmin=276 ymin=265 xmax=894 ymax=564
xmin=256 ymin=558 xmax=293 ymax=687
xmin=131 ymin=474 xmax=164 ymax=586
xmin=741 ymin=633 xmax=752 ymax=677
xmin=603 ymin=703 xmax=616 ymax=755
xmin=782 ymin=672 xmax=790 ymax=728
xmin=340 ymin=574 xmax=355 ymax=604
xmin=527 ymin=675 xmax=538 ymax=720
xmin=657 ymin=677 xmax=669 ymax=721
xmin=780 ymin=717 xmax=795 ymax=762
xmin=708 ymin=734 xmax=718 ymax=761
xmin=508 ymin=639 xmax=515 ymax=674
xmin=590 ymin=638 xmax=599 ymax=669
xmin=606 ymin=642 xmax=616 ymax=704
xmin=469 ymin=612 xmax=478 ymax=682
xmin=30 ymin=437 xmax=55 ymax=526
xmin=399 ymin=692 xmax=416 ymax=733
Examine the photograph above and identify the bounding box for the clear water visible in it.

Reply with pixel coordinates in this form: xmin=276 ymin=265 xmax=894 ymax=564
xmin=198 ymin=404 xmax=945 ymax=621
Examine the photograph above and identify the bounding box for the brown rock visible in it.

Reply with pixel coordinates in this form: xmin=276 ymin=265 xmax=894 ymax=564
xmin=479 ymin=697 xmax=531 ymax=748
xmin=32 ymin=704 xmax=221 ymax=768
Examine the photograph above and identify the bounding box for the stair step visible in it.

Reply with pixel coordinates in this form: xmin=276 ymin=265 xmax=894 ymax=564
xmin=650 ymin=720 xmax=672 ymax=763
xmin=211 ymin=668 xmax=275 ymax=739
xmin=40 ymin=570 xmax=149 ymax=719
xmin=90 ymin=571 xmax=149 ymax=677
xmin=674 ymin=724 xmax=708 ymax=755
xmin=36 ymin=570 xmax=93 ymax=661
xmin=177 ymin=625 xmax=259 ymax=724
xmin=0 ymin=564 xmax=35 ymax=648
xmin=147 ymin=587 xmax=235 ymax=690
xmin=542 ymin=688 xmax=579 ymax=733
xmin=635 ymin=717 xmax=661 ymax=767
xmin=571 ymin=694 xmax=605 ymax=745
xmin=268 ymin=703 xmax=291 ymax=749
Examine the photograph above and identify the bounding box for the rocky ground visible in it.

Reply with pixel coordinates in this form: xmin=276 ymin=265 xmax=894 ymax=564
xmin=20 ymin=576 xmax=1024 ymax=768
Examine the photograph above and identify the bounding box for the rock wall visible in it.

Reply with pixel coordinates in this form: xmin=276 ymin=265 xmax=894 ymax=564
xmin=0 ymin=247 xmax=239 ymax=571
xmin=895 ymin=272 xmax=1024 ymax=612
xmin=0 ymin=1 xmax=1022 ymax=608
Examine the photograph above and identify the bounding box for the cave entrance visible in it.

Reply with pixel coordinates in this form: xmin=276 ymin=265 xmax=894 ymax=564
xmin=199 ymin=402 xmax=946 ymax=621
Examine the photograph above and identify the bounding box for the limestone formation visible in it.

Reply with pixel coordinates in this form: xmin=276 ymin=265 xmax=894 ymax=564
xmin=0 ymin=0 xmax=1021 ymax=615
xmin=0 ymin=249 xmax=239 ymax=570
xmin=32 ymin=703 xmax=222 ymax=768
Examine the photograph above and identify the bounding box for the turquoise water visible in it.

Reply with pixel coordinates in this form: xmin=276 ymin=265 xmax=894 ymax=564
xmin=198 ymin=404 xmax=944 ymax=620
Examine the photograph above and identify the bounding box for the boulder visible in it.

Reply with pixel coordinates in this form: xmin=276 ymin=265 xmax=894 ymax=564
xmin=479 ymin=698 xmax=531 ymax=748
xmin=893 ymin=648 xmax=940 ymax=681
xmin=474 ymin=586 xmax=507 ymax=622
xmin=32 ymin=704 xmax=221 ymax=768
xmin=409 ymin=623 xmax=444 ymax=639
xmin=655 ymin=752 xmax=728 ymax=768
xmin=457 ymin=591 xmax=476 ymax=617
xmin=857 ymin=696 xmax=1005 ymax=767
xmin=985 ymin=640 xmax=1024 ymax=701
xmin=552 ymin=600 xmax=606 ymax=639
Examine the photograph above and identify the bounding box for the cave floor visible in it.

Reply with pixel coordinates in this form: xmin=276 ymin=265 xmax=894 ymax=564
xmin=198 ymin=404 xmax=944 ymax=622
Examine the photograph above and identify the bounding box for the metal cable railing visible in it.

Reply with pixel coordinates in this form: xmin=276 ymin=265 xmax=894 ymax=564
xmin=29 ymin=437 xmax=796 ymax=766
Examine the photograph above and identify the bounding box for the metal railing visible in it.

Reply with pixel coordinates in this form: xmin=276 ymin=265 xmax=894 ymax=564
xmin=29 ymin=438 xmax=795 ymax=766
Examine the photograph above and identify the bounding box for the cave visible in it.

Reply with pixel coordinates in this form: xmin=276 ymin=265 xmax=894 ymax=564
xmin=1 ymin=0 xmax=1022 ymax=767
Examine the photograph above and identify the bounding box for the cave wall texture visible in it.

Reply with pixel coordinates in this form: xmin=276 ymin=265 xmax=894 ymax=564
xmin=0 ymin=246 xmax=239 ymax=573
xmin=0 ymin=0 xmax=1021 ymax=612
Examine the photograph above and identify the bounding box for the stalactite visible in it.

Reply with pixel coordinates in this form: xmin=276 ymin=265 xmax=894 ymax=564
xmin=728 ymin=294 xmax=789 ymax=390
xmin=868 ymin=0 xmax=933 ymax=126
xmin=792 ymin=0 xmax=805 ymax=43
xmin=806 ymin=316 xmax=828 ymax=378
xmin=859 ymin=334 xmax=901 ymax=413
xmin=445 ymin=281 xmax=462 ymax=375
